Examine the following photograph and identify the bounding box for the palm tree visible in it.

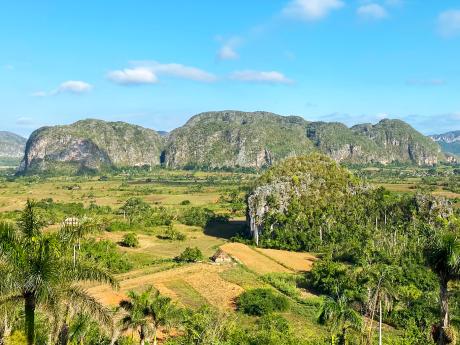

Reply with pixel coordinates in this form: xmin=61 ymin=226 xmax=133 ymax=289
xmin=425 ymin=228 xmax=460 ymax=345
xmin=119 ymin=288 xmax=153 ymax=345
xmin=119 ymin=287 xmax=180 ymax=345
xmin=318 ymin=293 xmax=362 ymax=345
xmin=0 ymin=200 xmax=118 ymax=345
xmin=146 ymin=290 xmax=180 ymax=345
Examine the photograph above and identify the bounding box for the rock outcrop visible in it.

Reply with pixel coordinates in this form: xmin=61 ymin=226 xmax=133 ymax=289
xmin=352 ymin=119 xmax=444 ymax=165
xmin=19 ymin=119 xmax=164 ymax=174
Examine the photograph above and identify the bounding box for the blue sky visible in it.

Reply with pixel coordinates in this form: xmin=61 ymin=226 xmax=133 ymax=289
xmin=1 ymin=0 xmax=460 ymax=137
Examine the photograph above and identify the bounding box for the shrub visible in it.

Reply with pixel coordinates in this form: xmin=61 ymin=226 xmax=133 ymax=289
xmin=180 ymin=200 xmax=191 ymax=205
xmin=175 ymin=247 xmax=203 ymax=263
xmin=121 ymin=232 xmax=139 ymax=248
xmin=236 ymin=288 xmax=289 ymax=316
xmin=180 ymin=207 xmax=214 ymax=227
xmin=81 ymin=239 xmax=133 ymax=273
xmin=158 ymin=225 xmax=187 ymax=241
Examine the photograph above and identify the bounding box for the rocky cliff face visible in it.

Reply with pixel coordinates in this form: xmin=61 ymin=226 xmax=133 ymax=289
xmin=164 ymin=111 xmax=444 ymax=168
xmin=352 ymin=119 xmax=444 ymax=165
xmin=0 ymin=131 xmax=26 ymax=159
xmin=19 ymin=119 xmax=164 ymax=174
xmin=163 ymin=111 xmax=315 ymax=169
xmin=430 ymin=131 xmax=460 ymax=156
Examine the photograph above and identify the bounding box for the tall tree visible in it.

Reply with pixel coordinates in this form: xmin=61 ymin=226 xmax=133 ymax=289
xmin=318 ymin=293 xmax=362 ymax=345
xmin=119 ymin=288 xmax=153 ymax=345
xmin=425 ymin=227 xmax=460 ymax=345
xmin=146 ymin=290 xmax=180 ymax=345
xmin=0 ymin=200 xmax=118 ymax=345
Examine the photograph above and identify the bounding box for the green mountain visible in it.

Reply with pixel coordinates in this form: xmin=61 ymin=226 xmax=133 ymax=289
xmin=351 ymin=119 xmax=444 ymax=165
xmin=163 ymin=111 xmax=315 ymax=169
xmin=430 ymin=130 xmax=460 ymax=156
xmin=18 ymin=111 xmax=446 ymax=174
xmin=19 ymin=119 xmax=164 ymax=174
xmin=163 ymin=111 xmax=444 ymax=168
xmin=0 ymin=131 xmax=27 ymax=166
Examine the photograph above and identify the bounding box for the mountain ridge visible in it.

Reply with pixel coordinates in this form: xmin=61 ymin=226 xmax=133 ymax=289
xmin=13 ymin=111 xmax=450 ymax=174
xmin=0 ymin=131 xmax=27 ymax=160
xmin=430 ymin=131 xmax=460 ymax=156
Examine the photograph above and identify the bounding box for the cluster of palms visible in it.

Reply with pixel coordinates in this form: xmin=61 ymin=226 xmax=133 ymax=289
xmin=118 ymin=287 xmax=180 ymax=345
xmin=317 ymin=222 xmax=460 ymax=345
xmin=0 ymin=201 xmax=178 ymax=345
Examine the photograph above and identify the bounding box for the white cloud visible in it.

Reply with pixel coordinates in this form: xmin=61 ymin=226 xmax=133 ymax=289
xmin=438 ymin=10 xmax=460 ymax=37
xmin=230 ymin=70 xmax=293 ymax=84
xmin=282 ymin=0 xmax=344 ymax=21
xmin=144 ymin=62 xmax=217 ymax=82
xmin=16 ymin=117 xmax=35 ymax=126
xmin=357 ymin=4 xmax=388 ymax=20
xmin=218 ymin=45 xmax=239 ymax=60
xmin=216 ymin=36 xmax=241 ymax=60
xmin=108 ymin=61 xmax=217 ymax=85
xmin=32 ymin=80 xmax=92 ymax=97
xmin=107 ymin=68 xmax=158 ymax=85
xmin=56 ymin=80 xmax=93 ymax=94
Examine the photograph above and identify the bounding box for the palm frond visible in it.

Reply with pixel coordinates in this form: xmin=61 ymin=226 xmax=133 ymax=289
xmin=65 ymin=286 xmax=113 ymax=327
xmin=65 ymin=260 xmax=119 ymax=289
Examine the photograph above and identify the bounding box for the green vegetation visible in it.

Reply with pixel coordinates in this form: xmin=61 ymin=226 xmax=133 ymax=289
xmin=121 ymin=232 xmax=140 ymax=248
xmin=0 ymin=156 xmax=458 ymax=344
xmin=236 ymin=288 xmax=290 ymax=316
xmin=175 ymin=247 xmax=203 ymax=263
xmin=0 ymin=201 xmax=117 ymax=345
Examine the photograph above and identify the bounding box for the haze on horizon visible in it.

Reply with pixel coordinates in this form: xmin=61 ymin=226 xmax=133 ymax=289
xmin=1 ymin=0 xmax=460 ymax=137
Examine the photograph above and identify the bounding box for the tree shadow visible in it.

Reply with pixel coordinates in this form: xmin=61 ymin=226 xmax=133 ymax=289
xmin=204 ymin=219 xmax=247 ymax=240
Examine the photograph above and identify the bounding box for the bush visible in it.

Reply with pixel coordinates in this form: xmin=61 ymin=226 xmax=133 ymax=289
xmin=180 ymin=207 xmax=214 ymax=227
xmin=120 ymin=233 xmax=139 ymax=248
xmin=81 ymin=239 xmax=133 ymax=273
xmin=236 ymin=288 xmax=289 ymax=316
xmin=158 ymin=225 xmax=187 ymax=241
xmin=180 ymin=200 xmax=191 ymax=205
xmin=175 ymin=247 xmax=203 ymax=263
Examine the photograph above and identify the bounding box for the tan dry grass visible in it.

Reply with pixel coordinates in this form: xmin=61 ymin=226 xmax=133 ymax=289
xmin=88 ymin=263 xmax=243 ymax=310
xmin=219 ymin=243 xmax=291 ymax=274
xmin=255 ymin=248 xmax=317 ymax=272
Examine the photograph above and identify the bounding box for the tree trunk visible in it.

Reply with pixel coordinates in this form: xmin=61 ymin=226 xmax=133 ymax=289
xmin=153 ymin=328 xmax=158 ymax=345
xmin=379 ymin=299 xmax=382 ymax=345
xmin=24 ymin=293 xmax=36 ymax=345
xmin=438 ymin=277 xmax=449 ymax=345
xmin=139 ymin=326 xmax=146 ymax=345
xmin=58 ymin=323 xmax=69 ymax=345
xmin=3 ymin=315 xmax=12 ymax=339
